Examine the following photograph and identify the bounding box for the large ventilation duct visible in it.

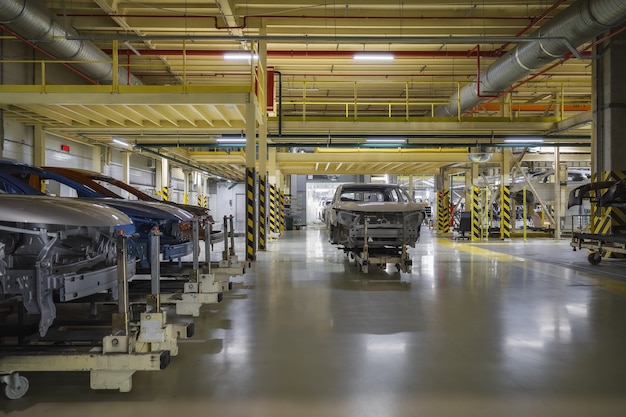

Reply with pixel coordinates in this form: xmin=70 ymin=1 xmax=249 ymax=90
xmin=435 ymin=0 xmax=626 ymax=117
xmin=0 ymin=0 xmax=141 ymax=85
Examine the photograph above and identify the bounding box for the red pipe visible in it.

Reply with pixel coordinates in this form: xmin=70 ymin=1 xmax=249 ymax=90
xmin=470 ymin=45 xmax=498 ymax=98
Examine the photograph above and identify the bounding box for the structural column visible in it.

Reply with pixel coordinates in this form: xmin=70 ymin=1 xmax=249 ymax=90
xmin=591 ymin=30 xmax=626 ymax=253
xmin=155 ymin=158 xmax=169 ymax=201
xmin=245 ymin=99 xmax=257 ymax=262
xmin=258 ymin=32 xmax=268 ymax=251
xmin=500 ymin=148 xmax=512 ymax=239
xmin=33 ymin=125 xmax=45 ymax=166
xmin=92 ymin=145 xmax=103 ymax=173
xmin=471 ymin=185 xmax=481 ymax=241
xmin=436 ymin=170 xmax=450 ymax=233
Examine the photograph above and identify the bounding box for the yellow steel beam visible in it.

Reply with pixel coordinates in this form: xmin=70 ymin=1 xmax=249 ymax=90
xmin=0 ymin=86 xmax=251 ymax=105
xmin=276 ymin=148 xmax=502 ymax=164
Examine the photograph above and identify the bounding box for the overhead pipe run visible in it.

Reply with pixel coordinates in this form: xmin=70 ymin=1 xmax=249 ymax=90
xmin=0 ymin=0 xmax=141 ymax=85
xmin=435 ymin=0 xmax=626 ymax=118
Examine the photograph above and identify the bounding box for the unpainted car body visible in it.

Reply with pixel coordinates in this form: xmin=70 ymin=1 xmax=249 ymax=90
xmin=0 ymin=195 xmax=135 ymax=336
xmin=326 ymin=183 xmax=425 ymax=250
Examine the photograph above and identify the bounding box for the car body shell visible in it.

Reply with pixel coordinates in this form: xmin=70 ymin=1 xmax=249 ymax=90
xmin=43 ymin=167 xmax=223 ymax=242
xmin=0 ymin=160 xmax=193 ymax=268
xmin=0 ymin=194 xmax=135 ymax=336
xmin=326 ymin=183 xmax=426 ymax=250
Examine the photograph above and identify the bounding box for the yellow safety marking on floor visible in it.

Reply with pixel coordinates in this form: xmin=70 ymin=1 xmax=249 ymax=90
xmin=437 ymin=238 xmax=525 ymax=262
xmin=436 ymin=238 xmax=626 ymax=297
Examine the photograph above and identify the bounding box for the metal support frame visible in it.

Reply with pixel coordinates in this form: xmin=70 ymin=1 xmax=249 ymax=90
xmin=0 ymin=233 xmax=171 ymax=399
xmin=147 ymin=225 xmax=224 ymax=316
xmin=352 ymin=222 xmax=412 ymax=274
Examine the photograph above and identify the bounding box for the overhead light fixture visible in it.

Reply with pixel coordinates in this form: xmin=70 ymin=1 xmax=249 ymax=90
xmin=216 ymin=137 xmax=246 ymax=144
xmin=504 ymin=137 xmax=545 ymax=144
xmin=223 ymin=52 xmax=259 ymax=61
xmin=353 ymin=53 xmax=394 ymax=61
xmin=366 ymin=138 xmax=405 ymax=144
xmin=112 ymin=138 xmax=129 ymax=147
xmin=468 ymin=146 xmax=493 ymax=163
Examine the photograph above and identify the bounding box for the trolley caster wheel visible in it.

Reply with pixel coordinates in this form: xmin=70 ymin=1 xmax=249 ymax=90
xmin=588 ymin=252 xmax=602 ymax=265
xmin=2 ymin=374 xmax=29 ymax=400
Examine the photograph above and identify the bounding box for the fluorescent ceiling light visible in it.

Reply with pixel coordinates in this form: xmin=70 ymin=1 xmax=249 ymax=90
xmin=366 ymin=138 xmax=405 ymax=143
xmin=112 ymin=138 xmax=129 ymax=147
xmin=223 ymin=52 xmax=259 ymax=61
xmin=217 ymin=137 xmax=246 ymax=143
xmin=504 ymin=137 xmax=544 ymax=144
xmin=353 ymin=53 xmax=394 ymax=61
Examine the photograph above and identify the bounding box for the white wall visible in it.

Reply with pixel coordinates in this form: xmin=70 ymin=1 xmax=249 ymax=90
xmin=214 ymin=182 xmax=246 ymax=234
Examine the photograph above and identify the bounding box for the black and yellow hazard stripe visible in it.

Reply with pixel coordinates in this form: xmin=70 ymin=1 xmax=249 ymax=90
xmin=161 ymin=186 xmax=169 ymax=201
xmin=203 ymin=195 xmax=207 ymax=208
xmin=595 ymin=171 xmax=626 ymax=257
xmin=269 ymin=184 xmax=277 ymax=234
xmin=183 ymin=193 xmax=188 ymax=204
xmin=246 ymin=168 xmax=256 ymax=262
xmin=259 ymin=175 xmax=266 ymax=250
xmin=500 ymin=185 xmax=511 ymax=239
xmin=436 ymin=190 xmax=450 ymax=233
xmin=472 ymin=186 xmax=481 ymax=241
xmin=197 ymin=194 xmax=203 ymax=206
xmin=279 ymin=190 xmax=286 ymax=232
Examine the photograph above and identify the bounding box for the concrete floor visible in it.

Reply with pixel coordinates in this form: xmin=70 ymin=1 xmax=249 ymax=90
xmin=3 ymin=225 xmax=626 ymax=416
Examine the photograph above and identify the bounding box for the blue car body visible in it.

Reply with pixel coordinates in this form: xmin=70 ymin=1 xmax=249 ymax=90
xmin=0 ymin=160 xmax=193 ymax=269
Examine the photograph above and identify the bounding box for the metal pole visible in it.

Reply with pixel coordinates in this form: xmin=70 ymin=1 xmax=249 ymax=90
xmin=204 ymin=219 xmax=212 ymax=273
xmin=222 ymin=215 xmax=229 ymax=262
xmin=148 ymin=227 xmax=161 ymax=313
xmin=523 ymin=186 xmax=527 ymax=241
xmin=114 ymin=232 xmax=130 ymax=336
xmin=229 ymin=215 xmax=236 ymax=257
xmin=192 ymin=217 xmax=199 ymax=274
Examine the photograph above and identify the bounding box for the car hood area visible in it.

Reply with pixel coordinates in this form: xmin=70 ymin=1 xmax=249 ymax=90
xmin=0 ymin=195 xmax=133 ymax=227
xmin=333 ymin=201 xmax=425 ymax=213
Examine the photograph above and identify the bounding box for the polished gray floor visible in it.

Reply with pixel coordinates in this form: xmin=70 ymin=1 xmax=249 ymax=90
xmin=4 ymin=225 xmax=626 ymax=416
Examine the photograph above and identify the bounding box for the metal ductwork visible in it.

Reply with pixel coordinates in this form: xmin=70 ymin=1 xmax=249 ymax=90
xmin=435 ymin=0 xmax=626 ymax=117
xmin=0 ymin=0 xmax=141 ymax=85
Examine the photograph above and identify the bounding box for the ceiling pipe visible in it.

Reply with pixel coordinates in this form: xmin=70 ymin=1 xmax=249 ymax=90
xmin=0 ymin=24 xmax=99 ymax=84
xmin=103 ymin=49 xmax=503 ymax=58
xmin=0 ymin=0 xmax=142 ymax=85
xmin=61 ymin=14 xmax=539 ymax=33
xmin=468 ymin=25 xmax=626 ymax=116
xmin=435 ymin=0 xmax=626 ymax=118
xmin=493 ymin=0 xmax=568 ymax=55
